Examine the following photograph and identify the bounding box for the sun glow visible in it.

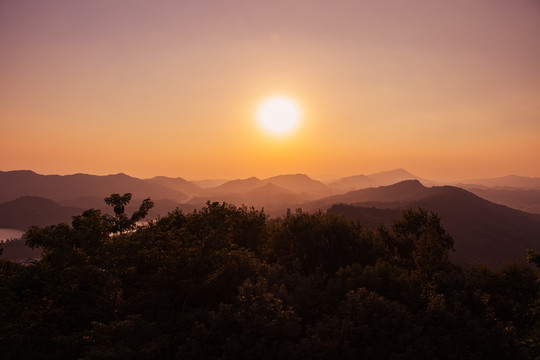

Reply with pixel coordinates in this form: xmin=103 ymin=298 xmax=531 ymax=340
xmin=256 ymin=97 xmax=302 ymax=136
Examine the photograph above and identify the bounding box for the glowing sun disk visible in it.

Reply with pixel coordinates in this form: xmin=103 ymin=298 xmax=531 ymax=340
xmin=256 ymin=97 xmax=301 ymax=135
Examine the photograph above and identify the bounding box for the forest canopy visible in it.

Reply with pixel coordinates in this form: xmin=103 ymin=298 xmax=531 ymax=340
xmin=1 ymin=194 xmax=539 ymax=359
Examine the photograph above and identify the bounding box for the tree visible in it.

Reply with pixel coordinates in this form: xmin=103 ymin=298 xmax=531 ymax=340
xmin=527 ymin=249 xmax=540 ymax=270
xmin=266 ymin=212 xmax=370 ymax=274
xmin=105 ymin=193 xmax=154 ymax=234
xmin=389 ymin=208 xmax=454 ymax=283
xmin=2 ymin=198 xmax=537 ymax=359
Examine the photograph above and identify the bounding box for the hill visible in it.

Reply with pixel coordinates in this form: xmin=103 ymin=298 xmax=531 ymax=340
xmin=199 ymin=173 xmax=333 ymax=203
xmin=190 ymin=178 xmax=228 ymax=188
xmin=329 ymin=169 xmax=423 ymax=191
xmin=460 ymin=175 xmax=540 ymax=189
xmin=460 ymin=187 xmax=540 ymax=215
xmin=242 ymin=183 xmax=305 ymax=207
xmin=0 ymin=170 xmax=187 ymax=203
xmin=0 ymin=196 xmax=83 ymax=231
xmin=144 ymin=176 xmax=201 ymax=197
xmin=204 ymin=177 xmax=263 ymax=195
xmin=306 ymin=180 xmax=430 ymax=210
xmin=188 ymin=183 xmax=305 ymax=215
xmin=323 ymin=181 xmax=540 ymax=266
xmin=329 ymin=169 xmax=441 ymax=191
xmin=265 ymin=174 xmax=333 ymax=198
xmin=329 ymin=174 xmax=372 ymax=191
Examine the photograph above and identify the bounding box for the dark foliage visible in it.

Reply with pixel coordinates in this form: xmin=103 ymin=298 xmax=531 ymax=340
xmin=0 ymin=237 xmax=42 ymax=262
xmin=1 ymin=195 xmax=539 ymax=359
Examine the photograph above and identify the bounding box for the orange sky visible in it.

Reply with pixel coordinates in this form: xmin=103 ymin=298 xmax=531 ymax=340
xmin=1 ymin=0 xmax=539 ymax=181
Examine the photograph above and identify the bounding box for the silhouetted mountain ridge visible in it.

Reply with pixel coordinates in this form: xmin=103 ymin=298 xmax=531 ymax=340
xmin=459 ymin=175 xmax=540 ymax=189
xmin=201 ymin=173 xmax=333 ymax=201
xmin=324 ymin=182 xmax=540 ymax=266
xmin=329 ymin=169 xmax=427 ymax=191
xmin=460 ymin=187 xmax=540 ymax=214
xmin=144 ymin=176 xmax=201 ymax=196
xmin=0 ymin=170 xmax=187 ymax=202
xmin=2 ymin=170 xmax=540 ymax=266
xmin=306 ymin=180 xmax=429 ymax=210
xmin=0 ymin=196 xmax=83 ymax=231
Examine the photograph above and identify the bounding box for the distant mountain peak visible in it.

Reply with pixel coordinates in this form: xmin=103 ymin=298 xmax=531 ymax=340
xmin=109 ymin=173 xmax=132 ymax=178
xmin=387 ymin=179 xmax=425 ymax=188
xmin=266 ymin=173 xmax=314 ymax=181
xmin=147 ymin=175 xmax=189 ymax=183
xmin=329 ymin=169 xmax=420 ymax=192
xmin=345 ymin=179 xmax=427 ymax=196
xmin=368 ymin=168 xmax=415 ymax=177
xmin=2 ymin=170 xmax=38 ymax=175
xmin=226 ymin=176 xmax=261 ymax=184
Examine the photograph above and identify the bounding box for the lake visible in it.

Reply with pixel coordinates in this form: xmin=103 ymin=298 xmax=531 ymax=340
xmin=0 ymin=228 xmax=25 ymax=242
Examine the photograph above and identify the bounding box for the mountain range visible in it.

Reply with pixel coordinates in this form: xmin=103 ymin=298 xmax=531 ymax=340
xmin=1 ymin=169 xmax=540 ymax=266
xmin=458 ymin=175 xmax=540 ymax=189
xmin=328 ymin=168 xmax=440 ymax=191
xmin=3 ymin=169 xmax=539 ymax=213
xmin=0 ymin=170 xmax=188 ymax=203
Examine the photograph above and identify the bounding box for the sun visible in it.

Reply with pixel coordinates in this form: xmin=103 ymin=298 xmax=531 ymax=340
xmin=256 ymin=96 xmax=302 ymax=136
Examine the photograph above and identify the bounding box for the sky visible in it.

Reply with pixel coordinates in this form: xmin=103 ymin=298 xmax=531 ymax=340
xmin=1 ymin=0 xmax=539 ymax=181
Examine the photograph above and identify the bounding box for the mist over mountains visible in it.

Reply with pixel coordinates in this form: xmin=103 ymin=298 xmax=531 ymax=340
xmin=328 ymin=168 xmax=440 ymax=190
xmin=459 ymin=175 xmax=540 ymax=189
xmin=1 ymin=169 xmax=540 ymax=265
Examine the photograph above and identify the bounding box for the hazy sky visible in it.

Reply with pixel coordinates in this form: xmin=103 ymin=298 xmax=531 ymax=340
xmin=1 ymin=0 xmax=539 ymax=181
